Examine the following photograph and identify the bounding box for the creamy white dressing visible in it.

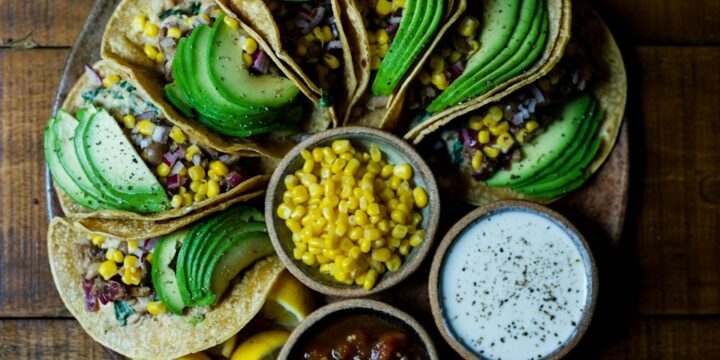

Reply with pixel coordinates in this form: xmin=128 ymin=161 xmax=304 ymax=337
xmin=440 ymin=209 xmax=591 ymax=360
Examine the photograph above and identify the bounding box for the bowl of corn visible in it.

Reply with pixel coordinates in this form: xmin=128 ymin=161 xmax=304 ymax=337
xmin=265 ymin=126 xmax=440 ymax=297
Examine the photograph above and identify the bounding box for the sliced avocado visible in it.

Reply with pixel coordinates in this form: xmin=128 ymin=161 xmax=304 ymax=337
xmin=513 ymin=99 xmax=598 ymax=188
xmin=151 ymin=229 xmax=188 ymax=315
xmin=453 ymin=4 xmax=548 ymax=105
xmin=164 ymin=82 xmax=195 ymax=118
xmin=485 ymin=95 xmax=591 ymax=187
xmin=80 ymin=109 xmax=169 ymax=213
xmin=192 ymin=221 xmax=267 ymax=303
xmin=197 ymin=105 xmax=302 ymax=138
xmin=175 ymin=214 xmax=211 ymax=307
xmin=464 ymin=0 xmax=522 ymax=75
xmin=427 ymin=0 xmax=541 ymax=112
xmin=516 ymin=135 xmax=602 ymax=196
xmin=208 ymin=14 xmax=299 ymax=108
xmin=194 ymin=231 xmax=274 ymax=306
xmin=373 ymin=0 xmax=445 ymax=96
xmin=44 ymin=117 xmax=100 ymax=210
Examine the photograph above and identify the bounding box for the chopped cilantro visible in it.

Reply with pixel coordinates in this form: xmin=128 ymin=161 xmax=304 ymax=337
xmin=159 ymin=2 xmax=202 ymax=20
xmin=188 ymin=313 xmax=205 ymax=326
xmin=114 ymin=301 xmax=135 ymax=326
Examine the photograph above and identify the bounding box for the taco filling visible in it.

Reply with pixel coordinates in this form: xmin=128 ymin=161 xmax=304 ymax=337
xmin=421 ymin=38 xmax=602 ymax=197
xmin=126 ymin=2 xmax=302 ymax=137
xmin=47 ymin=67 xmax=261 ymax=214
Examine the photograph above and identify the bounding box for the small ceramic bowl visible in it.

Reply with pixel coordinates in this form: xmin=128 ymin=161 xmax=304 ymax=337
xmin=428 ymin=200 xmax=598 ymax=360
xmin=279 ymin=299 xmax=439 ymax=359
xmin=265 ymin=126 xmax=440 ymax=297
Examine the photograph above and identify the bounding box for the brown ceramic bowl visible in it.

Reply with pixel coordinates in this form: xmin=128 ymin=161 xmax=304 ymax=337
xmin=428 ymin=200 xmax=598 ymax=360
xmin=279 ymin=299 xmax=439 ymax=359
xmin=265 ymin=126 xmax=440 ymax=297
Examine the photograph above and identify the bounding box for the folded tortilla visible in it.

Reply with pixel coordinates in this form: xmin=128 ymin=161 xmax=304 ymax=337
xmin=47 ymin=217 xmax=284 ymax=359
xmin=101 ymin=0 xmax=332 ymax=158
xmin=420 ymin=2 xmax=626 ymax=206
xmin=56 ymin=60 xmax=270 ymax=222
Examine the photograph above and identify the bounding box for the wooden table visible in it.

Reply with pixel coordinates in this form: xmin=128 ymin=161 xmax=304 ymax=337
xmin=1 ymin=0 xmax=719 ymax=358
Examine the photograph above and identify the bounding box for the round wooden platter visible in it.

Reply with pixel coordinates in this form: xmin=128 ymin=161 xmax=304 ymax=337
xmin=46 ymin=0 xmax=630 ymax=358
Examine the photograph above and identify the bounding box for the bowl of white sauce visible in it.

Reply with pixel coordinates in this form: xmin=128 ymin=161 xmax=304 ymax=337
xmin=428 ymin=200 xmax=598 ymax=360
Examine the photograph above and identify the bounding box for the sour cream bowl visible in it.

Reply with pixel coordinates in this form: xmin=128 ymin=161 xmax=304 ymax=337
xmin=429 ymin=200 xmax=598 ymax=360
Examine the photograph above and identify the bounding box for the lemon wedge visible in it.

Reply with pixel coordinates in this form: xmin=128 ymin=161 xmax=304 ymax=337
xmin=261 ymin=271 xmax=315 ymax=328
xmin=230 ymin=330 xmax=290 ymax=360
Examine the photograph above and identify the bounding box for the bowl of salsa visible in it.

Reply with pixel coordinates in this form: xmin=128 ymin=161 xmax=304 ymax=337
xmin=428 ymin=200 xmax=598 ymax=360
xmin=279 ymin=299 xmax=438 ymax=359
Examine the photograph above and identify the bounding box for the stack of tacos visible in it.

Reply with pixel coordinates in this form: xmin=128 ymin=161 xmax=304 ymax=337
xmin=44 ymin=0 xmax=626 ymax=357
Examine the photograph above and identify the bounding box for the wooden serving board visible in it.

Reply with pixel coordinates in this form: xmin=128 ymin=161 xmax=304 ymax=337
xmin=46 ymin=0 xmax=629 ymax=358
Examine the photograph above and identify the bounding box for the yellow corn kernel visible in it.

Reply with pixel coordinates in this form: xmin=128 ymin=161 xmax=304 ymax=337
xmin=471 ymin=150 xmax=484 ymax=170
xmin=359 ymin=238 xmax=372 ymax=253
xmin=302 ymin=252 xmax=317 ymax=266
xmin=155 ymin=51 xmax=164 ymax=63
xmin=488 ymin=105 xmax=504 ymax=121
xmin=90 ymin=234 xmax=105 ymax=246
xmin=145 ymin=253 xmax=154 ymax=263
xmin=393 ymin=163 xmax=412 ymax=181
xmin=516 ymin=129 xmax=528 ymax=144
xmin=243 ymin=37 xmax=258 ymax=54
xmin=167 ymin=26 xmax=182 ymax=39
xmin=170 ymin=194 xmax=183 ymax=208
xmin=449 ymin=50 xmax=463 ymax=63
xmin=392 ymin=0 xmax=406 ymax=9
xmin=468 ymin=116 xmax=484 ymax=131
xmin=312 ymin=26 xmax=325 ymax=42
xmin=413 ymin=187 xmax=428 ymax=208
xmin=431 ymin=71 xmax=448 ymax=90
xmin=482 ymin=114 xmax=500 ymax=128
xmin=302 ymin=158 xmax=315 ymax=174
xmin=391 ymin=224 xmax=408 ymax=239
xmin=322 ymin=147 xmax=337 ymax=164
xmin=284 ymin=174 xmax=298 ymax=190
xmin=209 ymin=161 xmax=228 ymax=176
xmin=98 ymin=261 xmax=118 ymax=280
xmin=206 ymin=179 xmax=220 ymax=197
xmin=457 ymin=15 xmax=480 ymax=37
xmin=156 ymin=163 xmax=171 ymax=177
xmin=223 ymin=15 xmax=239 ymax=29
xmin=188 ymin=165 xmax=205 ymax=181
xmin=124 ymin=255 xmax=138 ymax=268
xmin=137 ymin=120 xmax=156 ymax=136
xmin=489 ymin=121 xmax=510 ymax=136
xmin=371 ymin=55 xmax=381 ymax=70
xmin=133 ymin=15 xmax=146 ymax=31
xmin=144 ymin=22 xmax=159 ymax=37
xmin=123 ymin=267 xmax=141 ymax=285
xmin=198 ymin=13 xmax=211 ymax=25
xmin=243 ymin=53 xmax=252 ymax=68
xmin=322 ymin=25 xmax=334 ymax=42
xmin=418 ymin=71 xmax=431 ymax=85
xmin=182 ymin=193 xmax=193 ymax=206
xmin=399 ymin=240 xmax=411 ymax=255
xmin=525 ymin=120 xmax=540 ymax=132
xmin=429 ymin=54 xmax=445 ymax=71
xmin=409 ymin=230 xmax=425 ymax=247
xmin=363 ymin=29 xmax=383 ymax=49
xmin=344 ymin=158 xmax=361 ymax=176
xmin=386 ymin=255 xmax=402 ymax=272
xmin=106 ymin=248 xmax=124 ymax=263
xmin=411 ymin=212 xmax=423 ymax=227
xmin=127 ymin=240 xmax=139 ymax=254
xmin=291 ymin=185 xmax=309 ymax=203
xmin=194 ymin=190 xmax=206 ymax=202
xmin=375 ymin=0 xmax=392 ymax=16
xmin=286 ymin=219 xmax=302 ymax=233
xmin=390 ymin=209 xmax=407 ymax=225
xmin=496 ymin=132 xmax=515 ymax=152
xmin=380 ymin=164 xmax=394 ymax=179
xmin=147 ymin=301 xmax=167 ymax=315
xmin=290 ymin=205 xmax=307 ymax=221
xmin=330 ymin=140 xmax=350 ymax=154
xmin=363 ymin=269 xmax=378 ymax=290
xmin=478 ymin=130 xmax=491 ymax=144
xmin=189 ymin=180 xmax=201 ymax=193
xmin=121 ymin=114 xmax=136 ymax=129
xmin=468 ymin=39 xmax=480 ymax=52
xmin=483 ymin=146 xmax=500 ymax=159
xmin=372 ymin=248 xmax=391 ymax=262
xmin=295 ymin=43 xmax=308 ymax=57
xmin=102 ymin=74 xmax=120 ymax=88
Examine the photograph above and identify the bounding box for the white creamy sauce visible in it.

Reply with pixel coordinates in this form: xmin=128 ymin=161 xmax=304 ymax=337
xmin=440 ymin=209 xmax=590 ymax=360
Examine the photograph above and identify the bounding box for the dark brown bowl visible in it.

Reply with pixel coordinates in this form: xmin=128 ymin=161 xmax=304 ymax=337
xmin=428 ymin=200 xmax=599 ymax=360
xmin=265 ymin=126 xmax=441 ymax=297
xmin=279 ymin=299 xmax=439 ymax=359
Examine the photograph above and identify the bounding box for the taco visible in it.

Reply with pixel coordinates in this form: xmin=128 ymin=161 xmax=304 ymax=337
xmin=338 ymin=0 xmax=467 ymax=128
xmin=217 ymin=0 xmax=358 ymax=123
xmin=402 ymin=0 xmax=572 ymax=139
xmin=415 ymin=2 xmax=626 ymax=205
xmin=101 ymin=0 xmax=332 ymax=158
xmin=46 ymin=60 xmax=270 ymax=220
xmin=48 ymin=205 xmax=284 ymax=359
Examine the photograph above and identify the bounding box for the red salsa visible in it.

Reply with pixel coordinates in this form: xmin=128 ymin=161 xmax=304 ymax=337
xmin=298 ymin=314 xmax=427 ymax=360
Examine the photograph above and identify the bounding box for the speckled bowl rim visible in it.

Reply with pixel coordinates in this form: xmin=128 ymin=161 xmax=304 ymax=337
xmin=265 ymin=126 xmax=441 ymax=297
xmin=428 ymin=200 xmax=599 ymax=360
xmin=278 ymin=299 xmax=439 ymax=359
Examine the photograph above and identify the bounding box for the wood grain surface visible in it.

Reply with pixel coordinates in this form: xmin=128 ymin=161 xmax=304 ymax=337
xmin=1 ymin=0 xmax=719 ymax=358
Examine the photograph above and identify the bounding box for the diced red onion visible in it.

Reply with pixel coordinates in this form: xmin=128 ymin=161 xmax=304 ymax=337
xmin=386 ymin=23 xmax=399 ymax=37
xmin=330 ymin=21 xmax=339 ymax=37
xmin=251 ymin=50 xmax=270 ymax=73
xmin=83 ymin=278 xmax=98 ymax=312
xmin=136 ymin=111 xmax=155 ymax=121
xmin=142 ymin=238 xmax=159 ymax=250
xmin=170 ymin=161 xmax=185 ymax=175
xmin=226 ymin=172 xmax=245 ymax=188
xmin=511 ymin=113 xmax=524 ymax=126
xmin=84 ymin=65 xmax=103 ymax=86
xmin=389 ymin=16 xmax=402 ymax=24
xmin=162 ymin=152 xmax=178 ymax=168
xmin=139 ymin=137 xmax=153 ymax=149
xmin=327 ymin=40 xmax=343 ymax=50
xmin=195 ymin=15 xmax=210 ymax=26
xmin=218 ymin=154 xmax=230 ymax=163
xmin=308 ymin=6 xmax=326 ymax=28
xmin=151 ymin=125 xmax=168 ymax=142
xmin=295 ymin=18 xmax=310 ymax=29
xmin=425 ymin=86 xmax=436 ymax=98
xmin=528 ymin=98 xmax=537 ymax=113
xmin=531 ymin=85 xmax=545 ymax=103
xmin=159 ymin=36 xmax=176 ymax=48
xmin=166 ymin=173 xmax=182 ymax=189
xmin=449 ymin=61 xmax=465 ymax=80
xmin=521 ymin=107 xmax=530 ymax=120
xmin=98 ymin=280 xmax=126 ymax=305
xmin=460 ymin=127 xmax=471 ymax=145
xmin=192 ymin=154 xmax=202 ymax=166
